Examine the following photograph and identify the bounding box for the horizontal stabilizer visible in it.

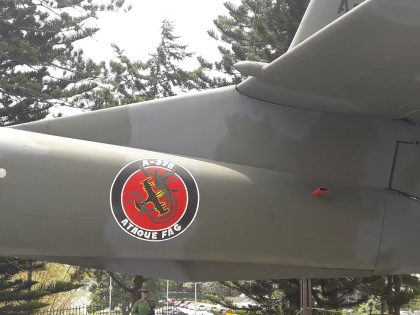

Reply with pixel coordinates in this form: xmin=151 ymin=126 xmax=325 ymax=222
xmin=238 ymin=0 xmax=420 ymax=119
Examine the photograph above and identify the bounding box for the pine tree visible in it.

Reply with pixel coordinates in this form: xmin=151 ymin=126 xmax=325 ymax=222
xmin=0 ymin=257 xmax=81 ymax=314
xmin=146 ymin=19 xmax=198 ymax=99
xmin=94 ymin=44 xmax=148 ymax=108
xmin=207 ymin=280 xmax=299 ymax=314
xmin=95 ymin=19 xmax=199 ymax=108
xmin=312 ymin=278 xmax=368 ymax=310
xmin=209 ymin=279 xmax=368 ymax=314
xmin=32 ymin=263 xmax=86 ymax=310
xmin=198 ymin=0 xmax=308 ymax=87
xmin=0 ymin=0 xmax=127 ymax=126
xmin=360 ymin=275 xmax=420 ymax=315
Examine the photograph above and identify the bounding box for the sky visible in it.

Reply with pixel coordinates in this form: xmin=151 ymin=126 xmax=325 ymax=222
xmin=74 ymin=0 xmax=241 ymax=67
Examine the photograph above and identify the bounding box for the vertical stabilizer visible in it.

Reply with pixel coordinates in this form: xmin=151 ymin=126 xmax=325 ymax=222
xmin=290 ymin=0 xmax=366 ymax=49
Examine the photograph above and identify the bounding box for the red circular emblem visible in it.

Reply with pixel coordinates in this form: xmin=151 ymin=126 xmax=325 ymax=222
xmin=111 ymin=159 xmax=199 ymax=241
xmin=122 ymin=166 xmax=187 ymax=230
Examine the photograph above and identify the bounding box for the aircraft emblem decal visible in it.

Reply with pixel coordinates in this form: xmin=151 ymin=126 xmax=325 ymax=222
xmin=110 ymin=159 xmax=199 ymax=241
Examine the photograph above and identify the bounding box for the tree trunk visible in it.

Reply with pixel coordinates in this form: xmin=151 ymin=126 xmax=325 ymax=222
xmin=394 ymin=276 xmax=402 ymax=315
xmin=386 ymin=275 xmax=393 ymax=315
xmin=108 ymin=272 xmax=146 ymax=304
xmin=386 ymin=275 xmax=402 ymax=315
xmin=27 ymin=271 xmax=32 ymax=287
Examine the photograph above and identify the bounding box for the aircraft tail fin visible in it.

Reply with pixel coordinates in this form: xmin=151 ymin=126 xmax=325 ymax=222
xmin=289 ymin=0 xmax=366 ymax=49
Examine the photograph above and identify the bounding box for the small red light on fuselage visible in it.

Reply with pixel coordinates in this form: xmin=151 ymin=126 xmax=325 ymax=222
xmin=313 ymin=187 xmax=329 ymax=197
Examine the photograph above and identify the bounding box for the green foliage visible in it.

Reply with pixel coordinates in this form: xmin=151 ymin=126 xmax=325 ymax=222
xmin=198 ymin=0 xmax=307 ymax=87
xmin=354 ymin=297 xmax=382 ymax=315
xmin=147 ymin=20 xmax=198 ymax=98
xmin=312 ymin=278 xmax=368 ymax=310
xmin=201 ymin=282 xmax=237 ymax=297
xmin=94 ymin=19 xmax=200 ymax=108
xmin=207 ymin=280 xmax=298 ymax=314
xmin=359 ymin=275 xmax=420 ymax=314
xmin=210 ymin=276 xmax=420 ymax=314
xmin=0 ymin=0 xmax=127 ymax=126
xmin=87 ymin=270 xmax=166 ymax=313
xmin=210 ymin=278 xmax=371 ymax=314
xmin=88 ymin=270 xmax=131 ymax=307
xmin=0 ymin=257 xmax=81 ymax=314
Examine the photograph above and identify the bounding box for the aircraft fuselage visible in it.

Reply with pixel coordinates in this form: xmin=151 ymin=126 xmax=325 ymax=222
xmin=1 ymin=86 xmax=419 ymax=280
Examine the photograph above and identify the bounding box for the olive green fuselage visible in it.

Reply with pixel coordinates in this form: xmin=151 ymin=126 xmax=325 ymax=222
xmin=1 ymin=86 xmax=419 ymax=280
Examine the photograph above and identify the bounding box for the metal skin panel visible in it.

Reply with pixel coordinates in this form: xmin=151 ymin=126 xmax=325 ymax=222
xmin=3 ymin=87 xmax=415 ymax=280
xmin=374 ymin=124 xmax=420 ymax=275
xmin=375 ymin=194 xmax=420 ymax=276
xmin=15 ymin=87 xmax=396 ymax=187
